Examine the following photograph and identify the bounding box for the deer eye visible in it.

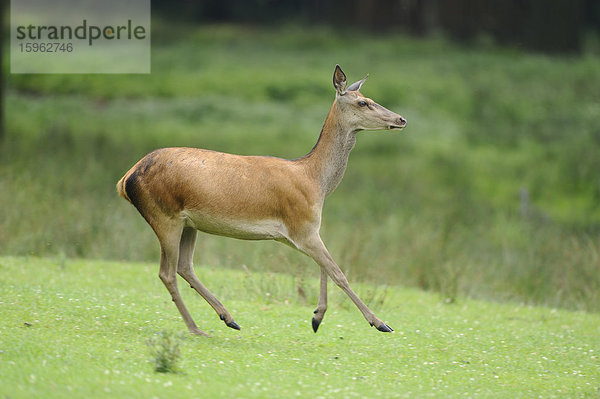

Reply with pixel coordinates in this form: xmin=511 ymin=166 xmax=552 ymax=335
xmin=357 ymin=101 xmax=368 ymax=107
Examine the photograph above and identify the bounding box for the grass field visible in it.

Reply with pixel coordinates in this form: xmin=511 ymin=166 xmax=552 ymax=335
xmin=2 ymin=25 xmax=600 ymax=313
xmin=1 ymin=256 xmax=599 ymax=398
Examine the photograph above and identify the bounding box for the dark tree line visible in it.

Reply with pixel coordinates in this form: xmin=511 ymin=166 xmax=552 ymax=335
xmin=155 ymin=0 xmax=599 ymax=53
xmin=1 ymin=0 xmax=5 ymax=140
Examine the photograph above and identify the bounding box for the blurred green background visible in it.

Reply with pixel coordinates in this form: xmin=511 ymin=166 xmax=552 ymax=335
xmin=1 ymin=1 xmax=599 ymax=311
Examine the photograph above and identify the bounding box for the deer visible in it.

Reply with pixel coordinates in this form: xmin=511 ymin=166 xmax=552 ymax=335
xmin=117 ymin=65 xmax=407 ymax=336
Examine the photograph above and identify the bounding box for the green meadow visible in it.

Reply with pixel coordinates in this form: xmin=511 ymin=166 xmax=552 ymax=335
xmin=1 ymin=256 xmax=599 ymax=398
xmin=3 ymin=25 xmax=599 ymax=309
xmin=1 ymin=24 xmax=600 ymax=397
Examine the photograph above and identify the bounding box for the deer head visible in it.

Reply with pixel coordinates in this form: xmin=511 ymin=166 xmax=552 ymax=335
xmin=333 ymin=64 xmax=407 ymax=132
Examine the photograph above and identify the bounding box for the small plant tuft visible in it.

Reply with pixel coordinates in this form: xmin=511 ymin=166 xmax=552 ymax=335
xmin=147 ymin=330 xmax=184 ymax=374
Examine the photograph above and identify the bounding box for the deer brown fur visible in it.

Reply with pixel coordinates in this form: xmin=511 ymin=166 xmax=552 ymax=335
xmin=117 ymin=65 xmax=406 ymax=335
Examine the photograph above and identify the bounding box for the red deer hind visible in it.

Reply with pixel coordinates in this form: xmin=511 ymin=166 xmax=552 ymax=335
xmin=117 ymin=65 xmax=407 ymax=335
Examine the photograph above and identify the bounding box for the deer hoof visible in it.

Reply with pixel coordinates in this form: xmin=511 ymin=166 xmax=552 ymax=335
xmin=312 ymin=317 xmax=322 ymax=333
xmin=219 ymin=314 xmax=240 ymax=330
xmin=226 ymin=320 xmax=241 ymax=330
xmin=190 ymin=328 xmax=210 ymax=337
xmin=376 ymin=323 xmax=394 ymax=333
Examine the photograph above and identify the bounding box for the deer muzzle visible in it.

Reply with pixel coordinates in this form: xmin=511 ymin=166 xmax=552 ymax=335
xmin=389 ymin=116 xmax=407 ymax=130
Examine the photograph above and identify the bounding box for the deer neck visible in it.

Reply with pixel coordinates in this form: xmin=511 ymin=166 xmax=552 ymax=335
xmin=299 ymin=102 xmax=357 ymax=198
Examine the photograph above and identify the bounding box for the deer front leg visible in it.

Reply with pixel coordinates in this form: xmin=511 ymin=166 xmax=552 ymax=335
xmin=312 ymin=268 xmax=328 ymax=333
xmin=177 ymin=227 xmax=240 ymax=331
xmin=300 ymin=234 xmax=393 ymax=333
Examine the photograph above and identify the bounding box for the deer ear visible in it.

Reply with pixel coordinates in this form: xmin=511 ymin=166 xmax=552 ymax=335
xmin=333 ymin=64 xmax=347 ymax=96
xmin=347 ymin=74 xmax=368 ymax=92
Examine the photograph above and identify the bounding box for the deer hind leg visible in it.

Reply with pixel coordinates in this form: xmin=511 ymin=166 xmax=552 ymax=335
xmin=312 ymin=268 xmax=328 ymax=333
xmin=156 ymin=222 xmax=208 ymax=336
xmin=299 ymin=233 xmax=393 ymax=333
xmin=176 ymin=227 xmax=240 ymax=331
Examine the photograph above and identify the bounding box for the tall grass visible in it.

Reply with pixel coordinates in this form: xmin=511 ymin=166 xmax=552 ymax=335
xmin=1 ymin=24 xmax=599 ymax=311
xmin=147 ymin=331 xmax=184 ymax=374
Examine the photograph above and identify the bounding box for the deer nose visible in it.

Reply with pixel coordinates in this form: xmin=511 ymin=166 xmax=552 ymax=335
xmin=397 ymin=116 xmax=407 ymax=127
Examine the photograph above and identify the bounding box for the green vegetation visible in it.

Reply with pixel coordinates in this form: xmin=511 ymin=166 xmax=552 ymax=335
xmin=1 ymin=256 xmax=598 ymax=398
xmin=2 ymin=25 xmax=599 ymax=312
xmin=147 ymin=330 xmax=184 ymax=374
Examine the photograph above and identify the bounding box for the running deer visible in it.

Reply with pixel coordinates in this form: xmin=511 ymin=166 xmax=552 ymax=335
xmin=117 ymin=65 xmax=407 ymax=336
